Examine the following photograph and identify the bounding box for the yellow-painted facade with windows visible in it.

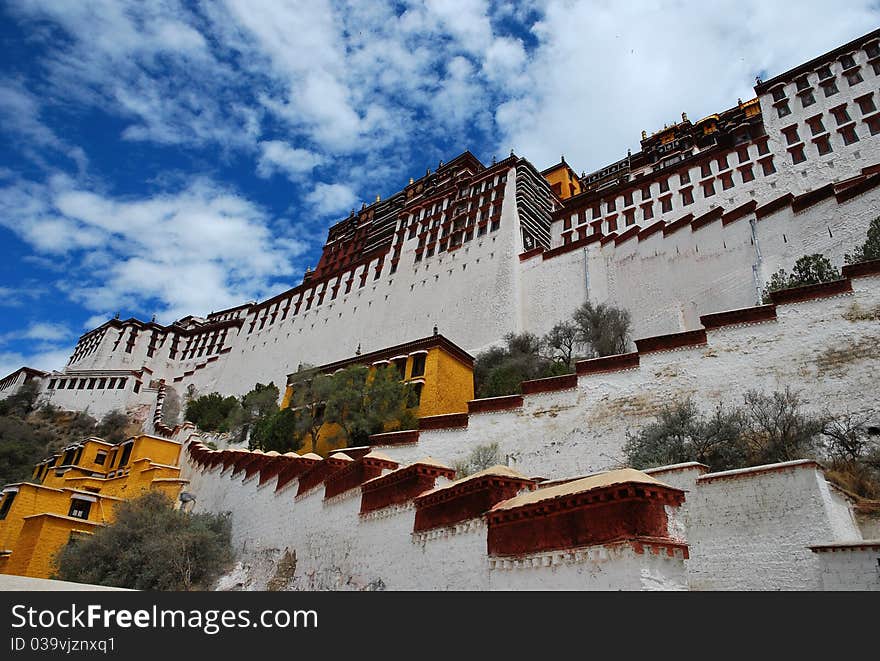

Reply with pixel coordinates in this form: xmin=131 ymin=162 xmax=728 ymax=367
xmin=282 ymin=334 xmax=475 ymax=456
xmin=0 ymin=434 xmax=185 ymax=579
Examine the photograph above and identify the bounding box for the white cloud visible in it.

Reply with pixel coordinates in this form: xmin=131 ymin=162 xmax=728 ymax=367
xmin=0 ymin=322 xmax=73 ymax=345
xmin=304 ymin=183 xmax=359 ymax=217
xmin=0 ymin=348 xmax=71 ymax=378
xmin=0 ymin=175 xmax=310 ymax=323
xmin=494 ymin=1 xmax=880 ymax=171
xmin=256 ymin=141 xmax=324 ymax=180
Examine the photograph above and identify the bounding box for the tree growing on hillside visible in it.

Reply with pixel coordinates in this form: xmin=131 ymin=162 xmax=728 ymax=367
xmin=573 ymin=301 xmax=631 ymax=357
xmin=845 ymin=215 xmax=880 ymax=265
xmin=288 ymin=367 xmax=334 ymax=454
xmin=250 ymin=408 xmax=300 ymax=453
xmin=473 ymin=332 xmax=559 ymax=398
xmin=53 ymin=491 xmax=233 ymax=590
xmin=762 ymin=254 xmax=840 ymax=303
xmin=543 ymin=321 xmax=581 ymax=369
xmin=184 ymin=393 xmax=242 ymax=432
xmin=453 ymin=442 xmax=501 ymax=478
xmin=95 ymin=410 xmax=131 ymax=443
xmin=0 ymin=381 xmax=41 ymax=418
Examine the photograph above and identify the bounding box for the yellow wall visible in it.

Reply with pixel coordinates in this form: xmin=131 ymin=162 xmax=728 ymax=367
xmin=543 ymin=163 xmax=583 ymax=200
xmin=288 ymin=346 xmax=475 ymax=456
xmin=0 ymin=433 xmax=185 ymax=579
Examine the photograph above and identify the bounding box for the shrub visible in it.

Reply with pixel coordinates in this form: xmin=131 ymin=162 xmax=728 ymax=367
xmin=453 ymin=442 xmax=501 ymax=478
xmin=53 ymin=491 xmax=233 ymax=590
xmin=845 ymin=215 xmax=880 ymax=265
xmin=762 ymin=254 xmax=840 ymax=302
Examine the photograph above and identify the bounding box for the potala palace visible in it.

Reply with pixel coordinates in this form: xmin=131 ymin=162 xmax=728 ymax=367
xmin=1 ymin=29 xmax=879 ymax=590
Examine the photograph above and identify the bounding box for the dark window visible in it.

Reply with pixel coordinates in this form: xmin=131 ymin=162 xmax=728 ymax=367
xmin=591 ymin=205 xmax=601 ymax=219
xmin=606 ymin=199 xmax=616 ymax=212
xmin=642 ymin=204 xmax=654 ymax=221
xmin=700 ymin=162 xmax=712 ymax=178
xmin=660 ymin=196 xmax=673 ymax=213
xmin=816 ymin=135 xmax=833 ymax=155
xmin=95 ymin=451 xmax=107 ymax=466
xmin=681 ymin=188 xmax=694 ymax=206
xmin=782 ymin=125 xmax=800 ymax=145
xmin=394 ymin=358 xmax=407 ymax=380
xmin=702 ymin=181 xmax=716 ymax=198
xmin=856 ymin=95 xmax=877 ymax=114
xmin=641 ymin=186 xmax=651 ymax=201
xmin=491 ymin=219 xmax=500 ymax=232
xmin=776 ymin=101 xmax=791 ymax=118
xmin=840 ymin=54 xmax=856 ymax=69
xmin=795 ymin=77 xmax=810 ymax=91
xmin=679 ymin=171 xmax=690 ymax=184
xmin=659 ymin=178 xmax=670 ymax=192
xmin=740 ymin=165 xmax=755 ymax=183
xmin=801 ymin=91 xmax=816 ymax=108
xmin=721 ymin=173 xmax=734 ymax=190
xmin=410 ymin=382 xmax=424 ymax=406
xmin=866 ymin=42 xmax=880 ymax=59
xmin=841 ymin=125 xmax=860 ymax=145
xmin=831 ymin=105 xmax=852 ymax=125
xmin=118 ymin=442 xmax=133 ymax=467
xmin=846 ymin=70 xmax=864 ymax=86
xmin=0 ymin=491 xmax=16 ymax=520
xmin=757 ymin=140 xmax=770 ymax=156
xmin=116 ymin=378 xmax=126 ymax=390
xmin=823 ymin=80 xmax=839 ymax=97
xmin=410 ymin=353 xmax=426 ymax=377
xmin=771 ymin=86 xmax=786 ymax=101
xmin=48 ymin=379 xmax=57 ymax=389
xmin=737 ymin=146 xmax=750 ymax=163
xmin=68 ymin=499 xmax=92 ymax=520
xmin=623 ymin=191 xmax=633 ymax=207
xmin=624 ymin=209 xmax=636 ymax=226
xmin=790 ymin=145 xmax=806 ymax=164
xmin=807 ymin=116 xmax=826 ymax=135
xmin=817 ymin=65 xmax=832 ymax=79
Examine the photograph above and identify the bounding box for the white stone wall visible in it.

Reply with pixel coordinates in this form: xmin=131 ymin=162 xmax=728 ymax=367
xmin=812 ymin=546 xmax=880 ymax=590
xmin=685 ymin=462 xmax=862 ymax=590
xmin=380 ymin=272 xmax=880 ymax=479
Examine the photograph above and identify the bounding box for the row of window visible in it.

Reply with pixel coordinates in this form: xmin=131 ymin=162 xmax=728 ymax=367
xmin=782 ymin=97 xmax=875 ymax=163
xmin=772 ymin=44 xmax=878 ymax=118
xmin=68 ymin=330 xmax=105 ymax=364
xmin=415 ymin=219 xmax=500 ymax=262
xmin=47 ymin=376 xmax=131 ymax=391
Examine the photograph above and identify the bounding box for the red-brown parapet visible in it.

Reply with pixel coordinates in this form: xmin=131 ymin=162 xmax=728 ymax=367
xmin=791 ymin=183 xmax=836 ymax=213
xmin=638 ymin=220 xmax=666 ymax=241
xmin=836 ymin=172 xmax=880 ymax=204
xmin=541 ymin=232 xmax=603 ymax=260
xmin=690 ymin=207 xmax=724 ymax=232
xmin=413 ymin=466 xmax=536 ymax=533
xmin=600 ymin=232 xmax=618 ymax=246
xmin=613 ymin=225 xmax=640 ymax=246
xmin=467 ymin=395 xmax=524 ymax=415
xmin=635 ymin=329 xmax=707 ymax=354
xmin=575 ymin=352 xmax=640 ymax=376
xmin=297 ymin=457 xmax=346 ymax=497
xmin=258 ymin=454 xmax=299 ymax=487
xmin=521 ymin=373 xmax=578 ymax=395
xmin=418 ymin=413 xmax=469 ymax=431
xmin=700 ymin=304 xmax=777 ymax=329
xmin=360 ymin=458 xmax=456 ymax=514
xmin=275 ymin=454 xmax=320 ymax=493
xmin=768 ymin=278 xmax=852 ymax=305
xmin=324 ymin=451 xmax=398 ymax=500
xmin=842 ymin=258 xmax=880 ymax=279
xmin=486 ymin=469 xmax=685 ymax=557
xmin=244 ymin=452 xmax=278 ymax=481
xmin=662 ymin=213 xmax=694 ymax=236
xmin=518 ymin=246 xmax=544 ymax=261
xmin=721 ymin=200 xmax=758 ymax=226
xmin=755 ymin=192 xmax=795 ymax=220
xmin=369 ymin=429 xmax=420 ymax=446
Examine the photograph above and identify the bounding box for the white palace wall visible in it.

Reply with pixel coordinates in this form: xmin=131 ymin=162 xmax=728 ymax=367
xmin=376 ymin=268 xmax=880 ymax=478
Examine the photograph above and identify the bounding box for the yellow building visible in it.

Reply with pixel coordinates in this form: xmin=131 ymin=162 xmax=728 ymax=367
xmin=542 ymin=157 xmax=583 ymax=200
xmin=0 ymin=434 xmax=186 ymax=579
xmin=282 ymin=333 xmax=475 ymax=456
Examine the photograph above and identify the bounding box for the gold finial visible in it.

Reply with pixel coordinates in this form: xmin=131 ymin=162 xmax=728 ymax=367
xmin=682 ymin=112 xmax=688 ymax=122
xmin=641 ymin=130 xmax=647 ymax=140
xmin=409 ymin=177 xmax=414 ymax=185
xmin=376 ymin=195 xmax=381 ymax=203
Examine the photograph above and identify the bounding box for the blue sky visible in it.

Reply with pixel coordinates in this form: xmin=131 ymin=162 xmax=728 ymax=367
xmin=0 ymin=0 xmax=877 ymax=377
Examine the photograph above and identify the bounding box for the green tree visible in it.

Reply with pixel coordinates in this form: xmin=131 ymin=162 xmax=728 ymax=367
xmin=741 ymin=388 xmax=825 ymax=463
xmin=845 ymin=215 xmax=880 ymax=264
xmin=184 ymin=393 xmax=242 ymax=432
xmin=239 ymin=382 xmax=280 ymax=443
xmin=323 ymin=365 xmax=371 ymax=446
xmin=53 ymin=491 xmax=233 ymax=590
xmin=572 ymin=301 xmax=631 ymax=357
xmin=288 ymin=367 xmax=334 ymax=453
xmin=762 ymin=254 xmax=840 ymax=302
xmin=473 ymin=333 xmax=558 ymax=398
xmin=361 ymin=366 xmax=417 ymax=440
xmin=0 ymin=416 xmax=53 ymax=484
xmin=250 ymin=408 xmax=300 ymax=453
